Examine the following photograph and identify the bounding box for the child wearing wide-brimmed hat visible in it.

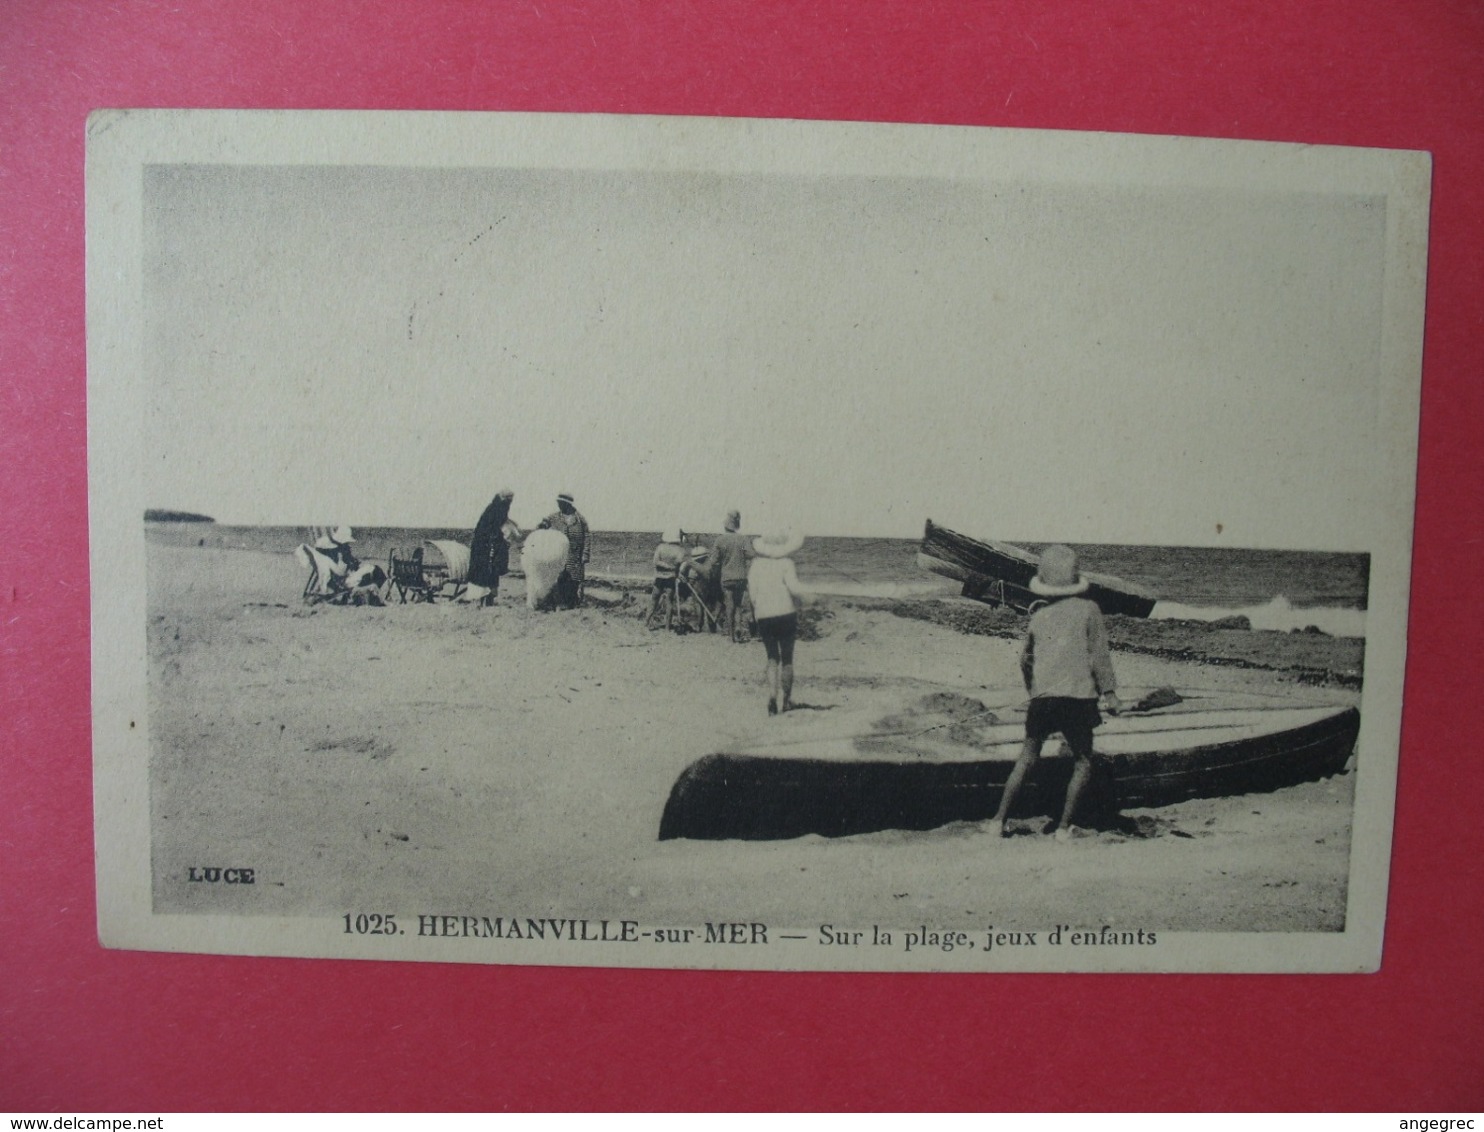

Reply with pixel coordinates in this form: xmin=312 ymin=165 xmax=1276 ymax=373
xmin=987 ymin=544 xmax=1122 ymax=842
xmin=747 ymin=529 xmax=807 ymax=715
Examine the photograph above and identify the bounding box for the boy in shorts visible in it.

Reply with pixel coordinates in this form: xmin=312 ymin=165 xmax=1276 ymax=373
xmin=987 ymin=544 xmax=1122 ymax=842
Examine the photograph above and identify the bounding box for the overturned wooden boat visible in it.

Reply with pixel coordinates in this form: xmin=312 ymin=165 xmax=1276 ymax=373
xmin=658 ymin=688 xmax=1358 ymax=840
xmin=918 ymin=519 xmax=1158 ymax=618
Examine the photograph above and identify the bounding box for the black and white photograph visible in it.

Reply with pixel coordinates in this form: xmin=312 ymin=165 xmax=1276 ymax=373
xmin=88 ymin=110 xmax=1428 ymax=972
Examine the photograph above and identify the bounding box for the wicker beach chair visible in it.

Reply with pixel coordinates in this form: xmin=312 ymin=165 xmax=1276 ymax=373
xmin=386 ymin=546 xmax=437 ymax=603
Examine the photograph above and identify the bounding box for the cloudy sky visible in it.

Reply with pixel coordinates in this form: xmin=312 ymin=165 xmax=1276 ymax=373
xmin=142 ymin=158 xmax=1387 ymax=546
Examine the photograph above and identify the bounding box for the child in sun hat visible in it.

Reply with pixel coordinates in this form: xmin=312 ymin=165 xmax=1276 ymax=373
xmin=747 ymin=528 xmax=807 ymax=715
xmin=648 ymin=528 xmax=689 ymax=631
xmin=987 ymin=544 xmax=1122 ymax=842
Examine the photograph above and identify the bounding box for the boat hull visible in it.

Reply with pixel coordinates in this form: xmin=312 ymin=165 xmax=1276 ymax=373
xmin=657 ymin=703 xmax=1359 ymax=841
xmin=919 ymin=519 xmax=1158 ymax=618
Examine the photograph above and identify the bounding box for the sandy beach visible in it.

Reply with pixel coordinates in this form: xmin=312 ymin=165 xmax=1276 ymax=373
xmin=146 ymin=543 xmax=1360 ymax=936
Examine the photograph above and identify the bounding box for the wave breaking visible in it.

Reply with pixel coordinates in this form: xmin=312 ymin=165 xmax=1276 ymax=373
xmin=1152 ymin=595 xmax=1365 ymax=638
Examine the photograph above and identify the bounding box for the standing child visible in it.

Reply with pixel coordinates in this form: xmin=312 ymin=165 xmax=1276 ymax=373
xmin=987 ymin=545 xmax=1122 ymax=842
xmin=747 ymin=529 xmax=807 ymax=715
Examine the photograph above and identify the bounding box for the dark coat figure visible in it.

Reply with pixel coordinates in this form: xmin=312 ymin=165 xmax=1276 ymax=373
xmin=468 ymin=490 xmax=516 ymax=598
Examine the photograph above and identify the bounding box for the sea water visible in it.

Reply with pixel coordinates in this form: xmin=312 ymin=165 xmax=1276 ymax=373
xmin=147 ymin=524 xmax=1371 ymax=636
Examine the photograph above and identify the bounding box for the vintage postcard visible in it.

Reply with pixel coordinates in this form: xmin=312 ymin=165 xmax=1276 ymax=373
xmin=88 ymin=111 xmax=1428 ymax=972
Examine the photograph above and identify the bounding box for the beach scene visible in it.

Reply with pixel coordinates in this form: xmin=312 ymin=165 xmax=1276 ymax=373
xmin=87 ymin=113 xmax=1423 ymax=969
xmin=146 ymin=516 xmax=1365 ymax=934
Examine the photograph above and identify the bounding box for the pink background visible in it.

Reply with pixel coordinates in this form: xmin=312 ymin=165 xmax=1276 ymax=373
xmin=2 ymin=1 xmax=1480 ymax=1111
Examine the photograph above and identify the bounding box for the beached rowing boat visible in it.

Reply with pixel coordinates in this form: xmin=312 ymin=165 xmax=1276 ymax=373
xmin=657 ymin=687 xmax=1358 ymax=840
xmin=918 ymin=519 xmax=1158 ymax=618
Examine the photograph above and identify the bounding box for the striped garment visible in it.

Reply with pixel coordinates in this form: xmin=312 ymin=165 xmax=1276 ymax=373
xmin=541 ymin=509 xmax=589 ymax=580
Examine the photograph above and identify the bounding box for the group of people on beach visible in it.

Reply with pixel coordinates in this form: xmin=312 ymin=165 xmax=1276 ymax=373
xmin=649 ymin=512 xmax=809 ymax=716
xmin=453 ymin=495 xmax=814 ymax=718
xmin=464 ymin=490 xmax=590 ymax=610
xmin=298 ymin=526 xmax=386 ymax=604
xmin=648 ymin=529 xmax=1123 ymax=839
xmin=311 ymin=500 xmax=1121 ymax=841
xmin=648 ymin=510 xmax=753 ymax=639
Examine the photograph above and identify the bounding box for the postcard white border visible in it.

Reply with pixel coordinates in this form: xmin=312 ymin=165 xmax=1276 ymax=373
xmin=89 ymin=110 xmax=1429 ymax=972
